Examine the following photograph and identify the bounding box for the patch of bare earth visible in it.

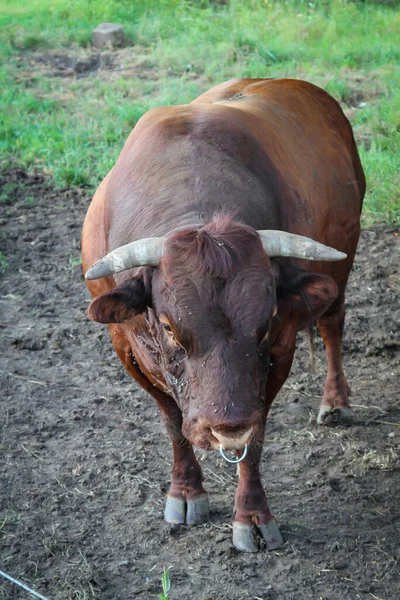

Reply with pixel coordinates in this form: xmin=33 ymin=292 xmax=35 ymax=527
xmin=0 ymin=169 xmax=399 ymax=600
xmin=13 ymin=46 xmax=208 ymax=86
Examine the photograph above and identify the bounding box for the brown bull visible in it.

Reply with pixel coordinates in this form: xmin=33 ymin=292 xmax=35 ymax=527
xmin=82 ymin=78 xmax=365 ymax=552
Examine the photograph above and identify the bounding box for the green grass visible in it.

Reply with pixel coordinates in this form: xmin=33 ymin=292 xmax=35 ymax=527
xmin=158 ymin=567 xmax=171 ymax=600
xmin=0 ymin=0 xmax=399 ymax=223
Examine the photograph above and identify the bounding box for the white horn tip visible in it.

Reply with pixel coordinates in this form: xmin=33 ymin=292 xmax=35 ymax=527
xmin=313 ymin=249 xmax=347 ymax=261
xmin=85 ymin=259 xmax=111 ymax=280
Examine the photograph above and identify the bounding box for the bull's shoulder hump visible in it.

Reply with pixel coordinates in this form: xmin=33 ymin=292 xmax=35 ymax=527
xmin=129 ymin=79 xmax=347 ymax=146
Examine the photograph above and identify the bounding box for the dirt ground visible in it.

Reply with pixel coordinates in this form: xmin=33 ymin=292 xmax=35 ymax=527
xmin=0 ymin=167 xmax=399 ymax=600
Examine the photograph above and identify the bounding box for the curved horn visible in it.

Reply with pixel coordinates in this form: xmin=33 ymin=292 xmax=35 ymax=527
xmin=85 ymin=237 xmax=164 ymax=280
xmin=257 ymin=230 xmax=347 ymax=261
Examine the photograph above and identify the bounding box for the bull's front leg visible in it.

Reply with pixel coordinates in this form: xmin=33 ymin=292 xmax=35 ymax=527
xmin=161 ymin=409 xmax=210 ymax=526
xmin=109 ymin=325 xmax=209 ymax=526
xmin=232 ymin=441 xmax=283 ymax=553
xmin=230 ymin=336 xmax=296 ymax=552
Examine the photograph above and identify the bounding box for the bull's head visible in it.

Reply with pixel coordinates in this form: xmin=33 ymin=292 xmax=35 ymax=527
xmin=86 ymin=217 xmax=344 ymax=454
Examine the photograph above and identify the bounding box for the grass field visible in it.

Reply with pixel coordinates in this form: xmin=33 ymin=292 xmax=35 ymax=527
xmin=0 ymin=0 xmax=399 ymax=223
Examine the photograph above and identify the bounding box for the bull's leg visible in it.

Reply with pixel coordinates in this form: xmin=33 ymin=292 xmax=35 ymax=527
xmin=232 ymin=442 xmax=283 ymax=553
xmin=316 ymin=299 xmax=353 ymax=425
xmin=230 ymin=333 xmax=296 ymax=551
xmin=156 ymin=395 xmax=208 ymax=525
xmin=109 ymin=325 xmax=209 ymax=525
xmin=165 ymin=438 xmax=209 ymax=526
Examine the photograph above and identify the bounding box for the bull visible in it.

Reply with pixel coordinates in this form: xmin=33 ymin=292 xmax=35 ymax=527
xmin=82 ymin=78 xmax=365 ymax=552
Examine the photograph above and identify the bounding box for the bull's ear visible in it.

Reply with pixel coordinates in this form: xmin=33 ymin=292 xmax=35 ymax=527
xmin=88 ymin=278 xmax=151 ymax=324
xmin=277 ymin=265 xmax=338 ymax=326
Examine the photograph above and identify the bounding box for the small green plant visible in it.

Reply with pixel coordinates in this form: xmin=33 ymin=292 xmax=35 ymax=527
xmin=69 ymin=253 xmax=82 ymax=267
xmin=158 ymin=567 xmax=171 ymax=600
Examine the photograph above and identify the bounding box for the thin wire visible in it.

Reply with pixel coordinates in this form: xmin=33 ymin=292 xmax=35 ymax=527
xmin=0 ymin=569 xmax=51 ymax=600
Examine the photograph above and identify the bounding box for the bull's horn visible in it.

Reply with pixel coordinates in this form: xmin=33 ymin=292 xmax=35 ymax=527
xmin=85 ymin=237 xmax=164 ymax=280
xmin=257 ymin=230 xmax=347 ymax=261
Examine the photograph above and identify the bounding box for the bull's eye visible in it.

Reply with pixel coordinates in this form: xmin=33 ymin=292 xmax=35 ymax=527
xmin=159 ymin=315 xmax=173 ymax=333
xmin=159 ymin=315 xmax=186 ymax=351
xmin=159 ymin=316 xmax=178 ymax=344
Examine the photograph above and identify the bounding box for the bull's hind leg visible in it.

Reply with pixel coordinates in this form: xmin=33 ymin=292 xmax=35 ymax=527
xmin=109 ymin=325 xmax=209 ymax=525
xmin=316 ymin=298 xmax=353 ymax=425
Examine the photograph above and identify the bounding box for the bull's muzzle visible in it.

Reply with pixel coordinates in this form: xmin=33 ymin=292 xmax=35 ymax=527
xmin=211 ymin=427 xmax=253 ymax=451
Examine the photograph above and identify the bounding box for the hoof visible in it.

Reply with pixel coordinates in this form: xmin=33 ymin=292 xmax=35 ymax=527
xmin=186 ymin=494 xmax=210 ymax=525
xmin=232 ymin=519 xmax=283 ymax=553
xmin=164 ymin=493 xmax=209 ymax=525
xmin=232 ymin=522 xmax=258 ymax=552
xmin=258 ymin=519 xmax=284 ymax=550
xmin=164 ymin=495 xmax=186 ymax=524
xmin=317 ymin=405 xmax=354 ymax=426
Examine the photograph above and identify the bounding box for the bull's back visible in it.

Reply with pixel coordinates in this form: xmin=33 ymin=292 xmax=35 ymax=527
xmin=83 ymin=78 xmax=365 ymax=293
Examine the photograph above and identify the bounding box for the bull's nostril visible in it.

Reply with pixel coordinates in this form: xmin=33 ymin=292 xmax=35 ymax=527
xmin=210 ymin=427 xmax=253 ymax=451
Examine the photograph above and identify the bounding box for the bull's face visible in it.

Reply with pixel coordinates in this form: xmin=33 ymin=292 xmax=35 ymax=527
xmin=88 ymin=219 xmax=338 ymax=453
xmin=150 ymin=225 xmax=276 ymax=451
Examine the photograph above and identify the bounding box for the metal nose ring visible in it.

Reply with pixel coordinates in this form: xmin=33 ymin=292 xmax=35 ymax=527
xmin=219 ymin=443 xmax=248 ymax=464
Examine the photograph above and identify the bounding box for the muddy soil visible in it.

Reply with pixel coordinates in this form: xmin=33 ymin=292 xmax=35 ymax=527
xmin=0 ymin=169 xmax=399 ymax=600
